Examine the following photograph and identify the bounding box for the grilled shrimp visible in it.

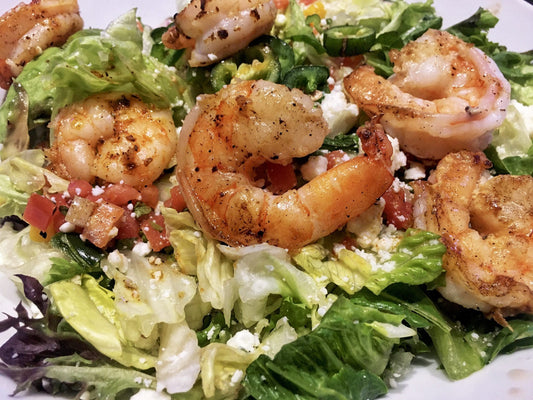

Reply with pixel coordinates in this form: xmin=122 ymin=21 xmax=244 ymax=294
xmin=412 ymin=151 xmax=533 ymax=321
xmin=47 ymin=93 xmax=177 ymax=188
xmin=162 ymin=0 xmax=277 ymax=67
xmin=176 ymin=80 xmax=394 ymax=250
xmin=344 ymin=29 xmax=511 ymax=160
xmin=0 ymin=0 xmax=83 ymax=89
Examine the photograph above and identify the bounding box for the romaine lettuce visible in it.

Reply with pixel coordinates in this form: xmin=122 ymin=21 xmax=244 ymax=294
xmin=294 ymin=229 xmax=445 ymax=295
xmin=0 ymin=9 xmax=194 ymax=146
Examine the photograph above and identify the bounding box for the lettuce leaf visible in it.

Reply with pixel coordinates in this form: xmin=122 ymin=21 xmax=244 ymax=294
xmin=163 ymin=208 xmax=235 ymax=324
xmin=222 ymin=243 xmax=326 ymax=327
xmin=156 ymin=322 xmax=201 ymax=394
xmin=0 ymin=149 xmax=68 ymax=218
xmin=0 ymin=225 xmax=62 ymax=281
xmin=242 ymin=295 xmax=401 ymax=399
xmin=294 ymin=229 xmax=445 ymax=295
xmin=484 ymin=100 xmax=533 ymax=175
xmin=0 ymin=9 xmax=194 ymax=144
xmin=101 ymin=250 xmax=197 ymax=344
xmin=48 ymin=275 xmax=157 ymax=370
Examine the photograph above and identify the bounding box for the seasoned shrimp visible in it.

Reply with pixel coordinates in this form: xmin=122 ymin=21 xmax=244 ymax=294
xmin=344 ymin=29 xmax=511 ymax=160
xmin=162 ymin=0 xmax=277 ymax=67
xmin=47 ymin=93 xmax=177 ymax=188
xmin=176 ymin=80 xmax=394 ymax=250
xmin=412 ymin=151 xmax=533 ymax=321
xmin=0 ymin=0 xmax=83 ymax=89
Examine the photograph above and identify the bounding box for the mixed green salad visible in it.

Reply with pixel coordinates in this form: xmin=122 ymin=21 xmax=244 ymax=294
xmin=1 ymin=0 xmax=533 ymax=399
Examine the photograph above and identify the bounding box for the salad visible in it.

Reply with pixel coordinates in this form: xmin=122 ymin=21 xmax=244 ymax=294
xmin=0 ymin=0 xmax=533 ymax=399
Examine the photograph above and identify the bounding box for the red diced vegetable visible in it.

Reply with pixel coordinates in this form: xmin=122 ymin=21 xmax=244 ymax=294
xmin=102 ymin=183 xmax=141 ymax=206
xmin=140 ymin=185 xmax=159 ymax=209
xmin=266 ymin=162 xmax=297 ymax=194
xmin=23 ymin=193 xmax=56 ymax=231
xmin=382 ymin=186 xmax=414 ymax=230
xmin=164 ymin=186 xmax=187 ymax=212
xmin=116 ymin=210 xmax=141 ymax=240
xmin=67 ymin=179 xmax=93 ymax=198
xmin=140 ymin=213 xmax=170 ymax=252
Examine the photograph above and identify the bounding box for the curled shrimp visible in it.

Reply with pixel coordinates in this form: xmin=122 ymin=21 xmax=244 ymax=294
xmin=0 ymin=0 xmax=83 ymax=89
xmin=343 ymin=29 xmax=511 ymax=160
xmin=162 ymin=0 xmax=277 ymax=67
xmin=176 ymin=80 xmax=394 ymax=250
xmin=47 ymin=93 xmax=178 ymax=188
xmin=412 ymin=151 xmax=533 ymax=321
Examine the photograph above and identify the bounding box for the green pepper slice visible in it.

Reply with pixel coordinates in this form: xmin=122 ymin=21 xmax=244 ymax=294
xmin=282 ymin=65 xmax=329 ymax=94
xmin=323 ymin=25 xmax=376 ymax=57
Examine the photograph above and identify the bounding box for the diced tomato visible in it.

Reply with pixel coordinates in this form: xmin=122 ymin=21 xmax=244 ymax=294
xmin=23 ymin=193 xmax=56 ymax=231
xmin=164 ymin=186 xmax=187 ymax=212
xmin=83 ymin=202 xmax=125 ymax=248
xmin=67 ymin=179 xmax=93 ymax=198
xmin=273 ymin=0 xmax=289 ymax=9
xmin=52 ymin=208 xmax=67 ymax=233
xmin=47 ymin=191 xmax=69 ymax=209
xmin=102 ymin=183 xmax=141 ymax=206
xmin=325 ymin=150 xmax=349 ymax=169
xmin=140 ymin=185 xmax=159 ymax=209
xmin=116 ymin=210 xmax=141 ymax=240
xmin=140 ymin=213 xmax=170 ymax=252
xmin=299 ymin=0 xmax=317 ymax=5
xmin=266 ymin=162 xmax=297 ymax=194
xmin=382 ymin=186 xmax=414 ymax=230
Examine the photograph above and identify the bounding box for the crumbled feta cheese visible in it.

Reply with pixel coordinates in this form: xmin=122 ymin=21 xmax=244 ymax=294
xmin=227 ymin=330 xmax=260 ymax=353
xmin=346 ymin=199 xmax=385 ymax=249
xmin=388 ymin=135 xmax=407 ymax=172
xmin=321 ymin=83 xmax=359 ymax=136
xmin=130 ymin=389 xmax=170 ymax=400
xmin=91 ymin=185 xmax=105 ymax=196
xmin=133 ymin=241 xmax=152 ymax=256
xmin=230 ymin=370 xmax=244 ymax=385
xmin=404 ymin=161 xmax=427 ymax=180
xmin=59 ymin=221 xmax=76 ymax=233
xmin=300 ymin=155 xmax=328 ymax=181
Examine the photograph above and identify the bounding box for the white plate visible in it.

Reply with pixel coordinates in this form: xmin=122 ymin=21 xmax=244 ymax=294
xmin=0 ymin=0 xmax=532 ymax=399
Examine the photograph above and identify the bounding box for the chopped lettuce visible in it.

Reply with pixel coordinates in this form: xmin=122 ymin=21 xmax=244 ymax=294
xmin=102 ymin=250 xmax=197 ymax=345
xmin=0 ymin=275 xmax=158 ymax=399
xmin=199 ymin=342 xmax=257 ymax=398
xmin=485 ymin=100 xmax=533 ymax=175
xmin=163 ymin=208 xmax=236 ymax=323
xmin=48 ymin=275 xmax=157 ymax=370
xmin=294 ymin=229 xmax=445 ymax=295
xmin=0 ymin=225 xmax=62 ymax=281
xmin=242 ymin=295 xmax=397 ymax=399
xmin=222 ymin=243 xmax=326 ymax=327
xmin=0 ymin=9 xmax=194 ymax=145
xmin=156 ymin=322 xmax=201 ymax=394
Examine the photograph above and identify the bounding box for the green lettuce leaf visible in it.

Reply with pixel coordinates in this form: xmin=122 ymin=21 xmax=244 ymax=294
xmin=101 ymin=250 xmax=197 ymax=344
xmin=222 ymin=243 xmax=326 ymax=327
xmin=242 ymin=295 xmax=405 ymax=399
xmin=48 ymin=275 xmax=157 ymax=370
xmin=163 ymin=208 xmax=235 ymax=324
xmin=0 ymin=149 xmax=68 ymax=217
xmin=294 ymin=229 xmax=445 ymax=295
xmin=0 ymin=225 xmax=62 ymax=280
xmin=0 ymin=9 xmax=194 ymax=144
